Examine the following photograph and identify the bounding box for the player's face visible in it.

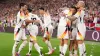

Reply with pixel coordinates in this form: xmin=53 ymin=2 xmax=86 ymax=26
xmin=39 ymin=10 xmax=44 ymax=15
xmin=23 ymin=5 xmax=28 ymax=11
xmin=21 ymin=5 xmax=27 ymax=11
xmin=70 ymin=8 xmax=77 ymax=14
xmin=24 ymin=10 xmax=28 ymax=15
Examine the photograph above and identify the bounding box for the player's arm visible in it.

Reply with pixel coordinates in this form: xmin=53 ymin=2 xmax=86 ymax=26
xmin=37 ymin=18 xmax=44 ymax=32
xmin=34 ymin=15 xmax=45 ymax=32
xmin=38 ymin=19 xmax=44 ymax=29
xmin=67 ymin=16 xmax=77 ymax=21
xmin=24 ymin=19 xmax=40 ymax=23
xmin=35 ymin=15 xmax=43 ymax=26
xmin=17 ymin=13 xmax=40 ymax=24
xmin=21 ymin=18 xmax=40 ymax=28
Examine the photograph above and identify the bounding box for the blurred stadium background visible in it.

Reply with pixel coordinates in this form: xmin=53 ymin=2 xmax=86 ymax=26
xmin=0 ymin=0 xmax=100 ymax=56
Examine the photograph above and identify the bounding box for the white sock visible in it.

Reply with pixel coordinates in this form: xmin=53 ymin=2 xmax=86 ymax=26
xmin=83 ymin=43 xmax=86 ymax=56
xmin=48 ymin=41 xmax=53 ymax=50
xmin=12 ymin=41 xmax=19 ymax=56
xmin=45 ymin=40 xmax=53 ymax=51
xmin=18 ymin=41 xmax=27 ymax=53
xmin=45 ymin=40 xmax=50 ymax=51
xmin=69 ymin=50 xmax=73 ymax=56
xmin=78 ymin=44 xmax=84 ymax=56
xmin=28 ymin=41 xmax=33 ymax=54
xmin=74 ymin=50 xmax=77 ymax=55
xmin=59 ymin=46 xmax=63 ymax=56
xmin=62 ymin=44 xmax=68 ymax=55
xmin=34 ymin=43 xmax=42 ymax=55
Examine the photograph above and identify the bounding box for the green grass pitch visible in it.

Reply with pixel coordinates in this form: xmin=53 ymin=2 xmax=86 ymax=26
xmin=0 ymin=32 xmax=100 ymax=56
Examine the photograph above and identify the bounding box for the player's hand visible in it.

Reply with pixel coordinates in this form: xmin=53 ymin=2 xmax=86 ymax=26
xmin=34 ymin=20 xmax=40 ymax=23
xmin=67 ymin=16 xmax=71 ymax=18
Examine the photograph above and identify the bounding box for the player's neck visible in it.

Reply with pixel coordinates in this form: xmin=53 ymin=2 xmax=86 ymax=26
xmin=20 ymin=9 xmax=24 ymax=13
xmin=25 ymin=13 xmax=29 ymax=16
xmin=44 ymin=12 xmax=49 ymax=16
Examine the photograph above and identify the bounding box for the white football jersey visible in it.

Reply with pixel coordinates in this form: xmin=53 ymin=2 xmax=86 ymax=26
xmin=58 ymin=17 xmax=66 ymax=27
xmin=74 ymin=10 xmax=85 ymax=23
xmin=43 ymin=13 xmax=52 ymax=28
xmin=58 ymin=9 xmax=71 ymax=27
xmin=27 ymin=13 xmax=42 ymax=30
xmin=15 ymin=11 xmax=26 ymax=29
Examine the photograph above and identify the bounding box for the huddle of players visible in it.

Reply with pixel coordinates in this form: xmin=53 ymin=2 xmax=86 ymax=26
xmin=12 ymin=1 xmax=86 ymax=56
xmin=58 ymin=1 xmax=86 ymax=56
xmin=12 ymin=2 xmax=54 ymax=56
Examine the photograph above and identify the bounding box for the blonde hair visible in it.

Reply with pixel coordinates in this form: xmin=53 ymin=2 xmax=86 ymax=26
xmin=78 ymin=1 xmax=85 ymax=7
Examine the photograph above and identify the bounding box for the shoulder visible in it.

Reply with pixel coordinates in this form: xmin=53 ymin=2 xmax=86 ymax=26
xmin=81 ymin=10 xmax=85 ymax=13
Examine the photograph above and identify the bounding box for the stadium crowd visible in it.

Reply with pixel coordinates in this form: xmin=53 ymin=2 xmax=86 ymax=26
xmin=0 ymin=0 xmax=100 ymax=28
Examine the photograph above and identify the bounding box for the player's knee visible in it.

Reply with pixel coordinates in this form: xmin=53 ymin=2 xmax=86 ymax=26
xmin=43 ymin=38 xmax=47 ymax=42
xmin=43 ymin=38 xmax=45 ymax=42
xmin=60 ymin=39 xmax=64 ymax=46
xmin=30 ymin=40 xmax=33 ymax=44
xmin=78 ymin=40 xmax=84 ymax=44
xmin=30 ymin=40 xmax=33 ymax=42
xmin=60 ymin=42 xmax=64 ymax=46
xmin=64 ymin=39 xmax=68 ymax=44
xmin=15 ymin=41 xmax=19 ymax=45
xmin=70 ymin=41 xmax=73 ymax=45
xmin=33 ymin=40 xmax=37 ymax=44
xmin=14 ymin=41 xmax=19 ymax=48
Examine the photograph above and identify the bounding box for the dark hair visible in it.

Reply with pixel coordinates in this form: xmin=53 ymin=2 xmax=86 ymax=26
xmin=70 ymin=5 xmax=78 ymax=15
xmin=70 ymin=5 xmax=78 ymax=12
xmin=27 ymin=8 xmax=32 ymax=12
xmin=19 ymin=3 xmax=26 ymax=8
xmin=39 ymin=7 xmax=45 ymax=10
